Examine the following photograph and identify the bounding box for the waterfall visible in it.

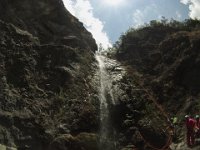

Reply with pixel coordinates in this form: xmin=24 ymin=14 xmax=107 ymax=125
xmin=96 ymin=53 xmax=116 ymax=150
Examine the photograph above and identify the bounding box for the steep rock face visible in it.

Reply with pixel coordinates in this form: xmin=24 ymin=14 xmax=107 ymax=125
xmin=116 ymin=25 xmax=180 ymax=73
xmin=115 ymin=23 xmax=200 ymax=113
xmin=151 ymin=31 xmax=200 ymax=112
xmin=115 ymin=22 xmax=200 ymax=149
xmin=154 ymin=32 xmax=200 ymax=150
xmin=0 ymin=0 xmax=97 ymax=51
xmin=0 ymin=0 xmax=99 ymax=149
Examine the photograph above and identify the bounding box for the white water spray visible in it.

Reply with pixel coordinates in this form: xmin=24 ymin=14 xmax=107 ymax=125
xmin=96 ymin=53 xmax=116 ymax=150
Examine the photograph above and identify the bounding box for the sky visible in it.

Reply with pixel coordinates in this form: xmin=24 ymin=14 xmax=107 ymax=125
xmin=63 ymin=0 xmax=200 ymax=49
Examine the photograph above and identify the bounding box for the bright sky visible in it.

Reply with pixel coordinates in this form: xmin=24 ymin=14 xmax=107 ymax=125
xmin=63 ymin=0 xmax=200 ymax=49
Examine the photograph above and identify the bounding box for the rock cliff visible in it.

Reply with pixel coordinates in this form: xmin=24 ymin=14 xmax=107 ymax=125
xmin=1 ymin=0 xmax=198 ymax=149
xmin=0 ymin=0 xmax=99 ymax=149
xmin=114 ymin=20 xmax=200 ymax=149
xmin=0 ymin=0 xmax=97 ymax=50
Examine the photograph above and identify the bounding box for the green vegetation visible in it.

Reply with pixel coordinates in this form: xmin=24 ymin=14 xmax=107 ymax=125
xmin=114 ymin=18 xmax=200 ymax=68
xmin=111 ymin=18 xmax=200 ymax=112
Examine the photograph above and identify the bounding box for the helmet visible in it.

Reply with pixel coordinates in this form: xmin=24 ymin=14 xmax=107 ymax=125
xmin=195 ymin=115 xmax=199 ymax=119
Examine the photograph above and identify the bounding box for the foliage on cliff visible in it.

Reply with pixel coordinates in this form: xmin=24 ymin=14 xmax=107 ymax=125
xmin=115 ymin=18 xmax=200 ymax=73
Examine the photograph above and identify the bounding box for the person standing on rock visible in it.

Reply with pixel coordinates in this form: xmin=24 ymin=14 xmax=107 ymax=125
xmin=185 ymin=115 xmax=196 ymax=147
xmin=195 ymin=115 xmax=200 ymax=138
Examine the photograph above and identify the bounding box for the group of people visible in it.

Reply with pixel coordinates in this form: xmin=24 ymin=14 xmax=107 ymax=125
xmin=185 ymin=115 xmax=200 ymax=147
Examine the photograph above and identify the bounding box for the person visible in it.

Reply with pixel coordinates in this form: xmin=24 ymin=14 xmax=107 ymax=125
xmin=169 ymin=116 xmax=178 ymax=140
xmin=170 ymin=116 xmax=178 ymax=140
xmin=185 ymin=115 xmax=196 ymax=147
xmin=172 ymin=117 xmax=178 ymax=125
xmin=195 ymin=115 xmax=200 ymax=138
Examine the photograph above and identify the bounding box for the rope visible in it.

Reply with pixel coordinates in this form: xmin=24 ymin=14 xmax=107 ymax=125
xmin=136 ymin=82 xmax=173 ymax=150
xmin=138 ymin=128 xmax=172 ymax=150
xmin=141 ymin=85 xmax=170 ymax=121
xmin=129 ymin=73 xmax=171 ymax=124
xmin=125 ymin=68 xmax=174 ymax=149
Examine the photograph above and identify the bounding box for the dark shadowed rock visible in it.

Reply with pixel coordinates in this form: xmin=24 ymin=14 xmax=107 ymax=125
xmin=50 ymin=133 xmax=98 ymax=150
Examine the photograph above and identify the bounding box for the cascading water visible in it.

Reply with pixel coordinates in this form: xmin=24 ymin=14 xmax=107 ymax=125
xmin=96 ymin=53 xmax=116 ymax=150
